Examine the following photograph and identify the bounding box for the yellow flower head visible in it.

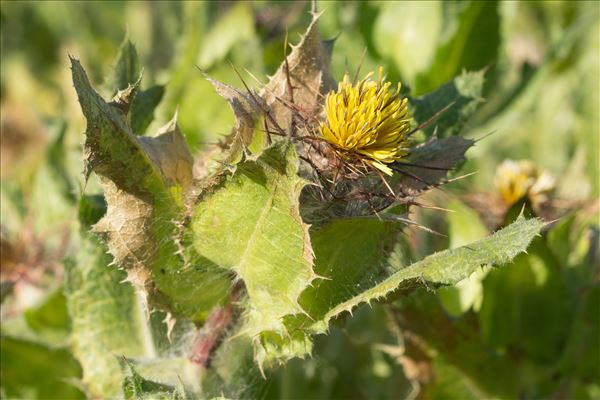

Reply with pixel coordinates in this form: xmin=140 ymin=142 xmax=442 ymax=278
xmin=320 ymin=68 xmax=411 ymax=175
xmin=495 ymin=159 xmax=556 ymax=206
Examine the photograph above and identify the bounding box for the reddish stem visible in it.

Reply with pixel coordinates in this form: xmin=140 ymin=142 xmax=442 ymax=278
xmin=189 ymin=283 xmax=244 ymax=367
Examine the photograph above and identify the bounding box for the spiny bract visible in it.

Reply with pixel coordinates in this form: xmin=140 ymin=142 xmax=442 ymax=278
xmin=320 ymin=67 xmax=411 ymax=175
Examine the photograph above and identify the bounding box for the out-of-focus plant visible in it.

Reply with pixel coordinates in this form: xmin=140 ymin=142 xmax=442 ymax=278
xmin=1 ymin=2 xmax=597 ymax=399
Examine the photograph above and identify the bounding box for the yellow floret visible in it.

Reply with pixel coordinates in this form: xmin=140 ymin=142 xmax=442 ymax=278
xmin=320 ymin=68 xmax=411 ymax=175
xmin=495 ymin=159 xmax=556 ymax=206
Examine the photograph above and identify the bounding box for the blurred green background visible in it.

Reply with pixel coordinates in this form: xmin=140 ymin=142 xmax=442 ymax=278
xmin=1 ymin=1 xmax=598 ymax=399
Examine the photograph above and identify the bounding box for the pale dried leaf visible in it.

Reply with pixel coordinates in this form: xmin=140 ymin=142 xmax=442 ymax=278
xmin=260 ymin=13 xmax=335 ymax=130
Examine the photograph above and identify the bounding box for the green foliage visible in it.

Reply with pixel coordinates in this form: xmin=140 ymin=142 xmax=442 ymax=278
xmin=373 ymin=2 xmax=443 ymax=84
xmin=393 ymin=136 xmax=474 ymax=194
xmin=191 ymin=141 xmax=315 ymax=337
xmin=197 ymin=2 xmax=255 ymax=70
xmin=411 ymin=70 xmax=485 ymax=137
xmin=64 ymin=195 xmax=202 ymax=398
xmin=122 ymin=361 xmax=190 ymax=400
xmin=0 ymin=337 xmax=83 ymax=399
xmin=1 ymin=1 xmax=598 ymax=399
xmin=65 ymin=196 xmax=151 ymax=398
xmin=71 ymin=58 xmax=231 ymax=320
xmin=23 ymin=289 xmax=70 ymax=345
xmin=253 ymin=215 xmax=542 ymax=369
xmin=437 ymin=199 xmax=489 ymax=316
xmin=301 ymin=219 xmax=401 ymax=321
xmin=130 ymin=84 xmax=165 ymax=134
xmin=415 ymin=1 xmax=501 ymax=94
xmin=201 ymin=335 xmax=265 ymax=399
xmin=109 ymin=37 xmax=165 ymax=135
xmin=309 ymin=216 xmax=542 ymax=331
xmin=112 ymin=37 xmax=140 ymax=94
xmin=392 ymin=211 xmax=599 ymax=399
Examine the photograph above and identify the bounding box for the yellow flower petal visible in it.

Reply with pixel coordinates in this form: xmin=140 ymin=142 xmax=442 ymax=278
xmin=495 ymin=159 xmax=556 ymax=206
xmin=320 ymin=69 xmax=411 ymax=175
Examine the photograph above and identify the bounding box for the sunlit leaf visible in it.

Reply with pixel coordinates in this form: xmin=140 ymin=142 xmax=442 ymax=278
xmin=65 ymin=196 xmax=151 ymax=398
xmin=261 ymin=13 xmax=335 ymax=130
xmin=191 ymin=140 xmax=315 ymax=337
xmin=372 ymin=1 xmax=442 ymax=83
xmin=71 ymin=58 xmax=230 ymax=320
xmin=257 ymin=216 xmax=543 ymax=366
xmin=438 ymin=199 xmax=489 ymax=316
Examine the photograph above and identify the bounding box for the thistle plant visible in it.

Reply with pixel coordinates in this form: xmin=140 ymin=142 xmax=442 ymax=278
xmin=63 ymin=12 xmax=545 ymax=399
xmin=494 ymin=159 xmax=556 ymax=207
xmin=463 ymin=159 xmax=560 ymax=230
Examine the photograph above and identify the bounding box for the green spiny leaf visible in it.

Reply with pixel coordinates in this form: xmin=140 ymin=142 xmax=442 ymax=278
xmin=316 ymin=216 xmax=543 ymax=330
xmin=411 ymin=69 xmax=485 ymax=138
xmin=191 ymin=140 xmax=316 ymax=337
xmin=112 ymin=36 xmax=141 ymax=94
xmin=300 ymin=218 xmax=401 ymax=321
xmin=256 ymin=216 xmax=543 ymax=365
xmin=65 ymin=197 xmax=152 ymax=398
xmin=392 ymin=135 xmax=474 ymax=195
xmin=71 ymin=58 xmax=230 ymax=321
xmin=122 ymin=360 xmax=191 ymax=400
xmin=255 ymin=217 xmax=402 ymax=367
xmin=203 ymin=74 xmax=263 ymax=164
xmin=110 ymin=36 xmax=165 ymax=135
xmin=201 ymin=12 xmax=335 ymax=166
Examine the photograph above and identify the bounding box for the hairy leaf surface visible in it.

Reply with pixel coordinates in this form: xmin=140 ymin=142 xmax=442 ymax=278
xmin=257 ymin=216 xmax=543 ymax=366
xmin=123 ymin=361 xmax=191 ymax=400
xmin=192 ymin=140 xmax=315 ymax=337
xmin=204 ymin=75 xmax=263 ymax=165
xmin=71 ymin=58 xmax=230 ymax=320
xmin=65 ymin=196 xmax=152 ymax=398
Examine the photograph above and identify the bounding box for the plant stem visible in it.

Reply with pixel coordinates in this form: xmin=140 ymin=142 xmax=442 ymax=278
xmin=189 ymin=282 xmax=244 ymax=367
